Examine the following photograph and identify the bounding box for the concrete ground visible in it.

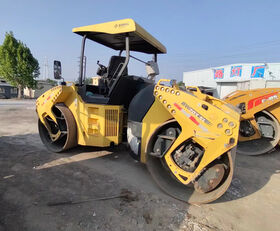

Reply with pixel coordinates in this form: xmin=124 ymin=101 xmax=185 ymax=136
xmin=0 ymin=99 xmax=279 ymax=231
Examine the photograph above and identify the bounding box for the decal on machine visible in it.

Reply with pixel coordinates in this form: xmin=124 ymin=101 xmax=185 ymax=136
xmin=41 ymin=93 xmax=54 ymax=106
xmin=247 ymin=92 xmax=278 ymax=110
xmin=174 ymin=102 xmax=209 ymax=132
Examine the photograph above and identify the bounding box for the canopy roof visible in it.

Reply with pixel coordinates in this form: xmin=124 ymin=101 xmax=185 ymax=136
xmin=72 ymin=18 xmax=166 ymax=54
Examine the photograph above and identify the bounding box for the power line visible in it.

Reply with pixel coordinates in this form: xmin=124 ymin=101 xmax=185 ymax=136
xmin=172 ymin=39 xmax=280 ymax=58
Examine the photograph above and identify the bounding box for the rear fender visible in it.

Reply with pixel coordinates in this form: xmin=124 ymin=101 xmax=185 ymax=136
xmin=266 ymin=102 xmax=280 ymax=144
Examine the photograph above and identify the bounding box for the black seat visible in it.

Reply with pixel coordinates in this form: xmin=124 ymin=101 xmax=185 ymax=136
xmin=78 ymin=56 xmax=152 ymax=107
xmin=78 ymin=56 xmax=128 ymax=103
xmin=107 ymin=75 xmax=153 ymax=109
xmin=79 ymin=75 xmax=153 ymax=108
xmin=106 ymin=56 xmax=127 ymax=88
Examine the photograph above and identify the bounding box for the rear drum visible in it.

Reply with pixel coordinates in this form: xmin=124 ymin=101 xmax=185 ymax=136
xmin=38 ymin=104 xmax=77 ymax=152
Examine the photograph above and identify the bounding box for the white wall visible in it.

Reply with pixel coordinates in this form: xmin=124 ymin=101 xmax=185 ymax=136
xmin=249 ymin=79 xmax=266 ymax=89
xmin=23 ymin=88 xmax=35 ymax=98
xmin=183 ymin=63 xmax=280 ymax=84
xmin=183 ymin=63 xmax=280 ymax=98
xmin=217 ymin=82 xmax=237 ymax=99
xmin=183 ymin=69 xmax=217 ymax=88
xmin=265 ymin=80 xmax=280 ymax=88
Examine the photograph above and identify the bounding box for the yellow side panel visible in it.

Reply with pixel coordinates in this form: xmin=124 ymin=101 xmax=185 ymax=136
xmin=65 ymin=93 xmax=122 ymax=147
xmin=37 ymin=84 xmax=122 ymax=148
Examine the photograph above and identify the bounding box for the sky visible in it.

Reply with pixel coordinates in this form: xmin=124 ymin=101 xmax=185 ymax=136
xmin=1 ymin=0 xmax=280 ymax=82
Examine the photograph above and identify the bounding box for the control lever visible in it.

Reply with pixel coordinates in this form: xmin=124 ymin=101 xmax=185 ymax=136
xmin=96 ymin=60 xmax=107 ymax=76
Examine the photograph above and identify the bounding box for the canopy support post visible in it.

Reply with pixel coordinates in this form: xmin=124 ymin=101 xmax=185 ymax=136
xmin=79 ymin=35 xmax=87 ymax=86
xmin=108 ymin=35 xmax=130 ymax=96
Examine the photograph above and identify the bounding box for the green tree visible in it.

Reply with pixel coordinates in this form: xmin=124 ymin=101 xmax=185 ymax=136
xmin=0 ymin=32 xmax=40 ymax=98
xmin=75 ymin=77 xmax=92 ymax=85
xmin=177 ymin=81 xmax=185 ymax=87
xmin=84 ymin=77 xmax=92 ymax=85
xmin=45 ymin=78 xmax=58 ymax=86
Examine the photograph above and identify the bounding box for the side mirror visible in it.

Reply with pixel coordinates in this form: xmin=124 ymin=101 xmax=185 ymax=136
xmin=54 ymin=60 xmax=62 ymax=79
xmin=145 ymin=61 xmax=159 ymax=80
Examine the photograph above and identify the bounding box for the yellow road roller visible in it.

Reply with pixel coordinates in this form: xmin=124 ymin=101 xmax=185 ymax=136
xmin=224 ymin=88 xmax=280 ymax=155
xmin=36 ymin=19 xmax=240 ymax=204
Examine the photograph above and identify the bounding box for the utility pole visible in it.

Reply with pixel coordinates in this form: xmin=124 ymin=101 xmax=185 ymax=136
xmin=43 ymin=57 xmax=49 ymax=80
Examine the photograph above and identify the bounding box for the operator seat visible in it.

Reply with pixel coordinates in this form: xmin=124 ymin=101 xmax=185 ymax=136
xmin=79 ymin=55 xmax=128 ymax=104
xmin=106 ymin=56 xmax=128 ymax=88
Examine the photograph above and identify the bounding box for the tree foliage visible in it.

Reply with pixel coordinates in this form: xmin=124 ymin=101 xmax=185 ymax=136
xmin=45 ymin=78 xmax=58 ymax=86
xmin=0 ymin=32 xmax=40 ymax=97
xmin=75 ymin=77 xmax=92 ymax=85
xmin=177 ymin=81 xmax=185 ymax=87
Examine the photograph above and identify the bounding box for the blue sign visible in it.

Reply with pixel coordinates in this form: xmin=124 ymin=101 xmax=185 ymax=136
xmin=230 ymin=66 xmax=242 ymax=77
xmin=251 ymin=65 xmax=265 ymax=78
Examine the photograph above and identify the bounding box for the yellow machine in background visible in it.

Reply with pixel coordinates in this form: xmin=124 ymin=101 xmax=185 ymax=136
xmin=224 ymin=88 xmax=280 ymax=155
xmin=36 ymin=19 xmax=240 ymax=204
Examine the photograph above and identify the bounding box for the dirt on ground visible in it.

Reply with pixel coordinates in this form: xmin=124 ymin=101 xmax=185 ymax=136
xmin=0 ymin=99 xmax=279 ymax=231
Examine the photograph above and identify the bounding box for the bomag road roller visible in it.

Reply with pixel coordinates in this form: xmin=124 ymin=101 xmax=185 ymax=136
xmin=36 ymin=19 xmax=240 ymax=204
xmin=224 ymin=88 xmax=280 ymax=156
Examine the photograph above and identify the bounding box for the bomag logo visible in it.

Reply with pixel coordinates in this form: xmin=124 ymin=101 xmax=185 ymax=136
xmin=114 ymin=23 xmax=129 ymax=28
xmin=181 ymin=102 xmax=212 ymax=125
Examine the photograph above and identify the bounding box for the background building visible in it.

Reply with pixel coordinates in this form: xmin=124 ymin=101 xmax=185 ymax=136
xmin=23 ymin=80 xmax=57 ymax=98
xmin=92 ymin=76 xmax=102 ymax=86
xmin=0 ymin=79 xmax=18 ymax=98
xmin=33 ymin=80 xmax=57 ymax=98
xmin=183 ymin=63 xmax=280 ymax=98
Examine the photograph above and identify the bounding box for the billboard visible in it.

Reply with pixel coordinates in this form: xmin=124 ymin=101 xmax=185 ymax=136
xmin=251 ymin=65 xmax=265 ymax=78
xmin=230 ymin=66 xmax=242 ymax=77
xmin=214 ymin=68 xmax=224 ymax=79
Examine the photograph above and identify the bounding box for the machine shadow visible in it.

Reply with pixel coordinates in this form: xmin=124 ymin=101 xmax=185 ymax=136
xmin=2 ymin=132 xmax=280 ymax=230
xmin=0 ymin=133 xmax=193 ymax=230
xmin=215 ymin=148 xmax=280 ymax=203
xmin=1 ymin=133 xmax=279 ymax=206
xmin=38 ymin=136 xmax=280 ymax=206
